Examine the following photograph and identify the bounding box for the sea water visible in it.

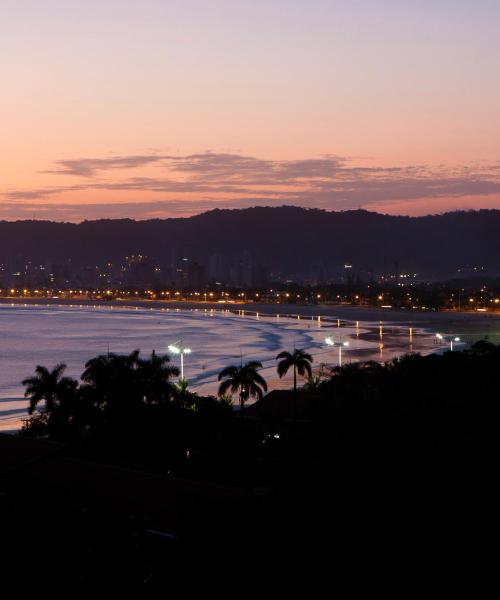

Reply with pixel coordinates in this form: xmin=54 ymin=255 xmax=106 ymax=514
xmin=0 ymin=303 xmax=440 ymax=431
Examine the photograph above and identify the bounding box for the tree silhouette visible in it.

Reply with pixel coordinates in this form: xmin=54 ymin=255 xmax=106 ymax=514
xmin=137 ymin=350 xmax=179 ymax=405
xmin=218 ymin=361 xmax=267 ymax=414
xmin=173 ymin=377 xmax=191 ymax=408
xmin=276 ymin=349 xmax=313 ymax=419
xmin=22 ymin=363 xmax=77 ymax=415
xmin=81 ymin=350 xmax=142 ymax=416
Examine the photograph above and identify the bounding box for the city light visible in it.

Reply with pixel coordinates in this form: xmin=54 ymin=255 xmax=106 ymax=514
xmin=436 ymin=333 xmax=461 ymax=351
xmin=168 ymin=342 xmax=192 ymax=380
xmin=2 ymin=278 xmax=500 ymax=316
xmin=325 ymin=337 xmax=349 ymax=367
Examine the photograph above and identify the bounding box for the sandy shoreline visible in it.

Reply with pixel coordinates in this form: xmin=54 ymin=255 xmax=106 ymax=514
xmin=1 ymin=298 xmax=495 ymax=432
xmin=0 ymin=298 xmax=446 ymax=385
xmin=2 ymin=296 xmax=500 ymax=326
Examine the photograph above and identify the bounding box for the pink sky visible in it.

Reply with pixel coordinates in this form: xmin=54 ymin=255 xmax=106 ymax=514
xmin=1 ymin=1 xmax=499 ymax=221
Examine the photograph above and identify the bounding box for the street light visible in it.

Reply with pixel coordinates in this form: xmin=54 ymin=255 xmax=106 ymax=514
xmin=168 ymin=341 xmax=192 ymax=380
xmin=435 ymin=333 xmax=461 ymax=351
xmin=325 ymin=337 xmax=349 ymax=367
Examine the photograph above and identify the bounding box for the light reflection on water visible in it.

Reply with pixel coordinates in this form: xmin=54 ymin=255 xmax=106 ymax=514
xmin=1 ymin=303 xmax=499 ymax=430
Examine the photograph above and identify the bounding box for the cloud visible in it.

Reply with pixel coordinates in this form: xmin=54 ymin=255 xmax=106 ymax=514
xmin=42 ymin=154 xmax=172 ymax=177
xmin=3 ymin=152 xmax=500 ymax=220
xmin=3 ymin=184 xmax=86 ymax=200
xmin=0 ymin=198 xmax=279 ymax=221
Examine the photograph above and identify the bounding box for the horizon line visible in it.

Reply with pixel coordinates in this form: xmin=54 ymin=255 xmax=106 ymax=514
xmin=2 ymin=205 xmax=500 ymax=225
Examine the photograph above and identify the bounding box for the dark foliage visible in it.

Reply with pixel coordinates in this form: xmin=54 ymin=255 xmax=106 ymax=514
xmin=297 ymin=341 xmax=499 ymax=482
xmin=13 ymin=341 xmax=498 ymax=582
xmin=20 ymin=341 xmax=498 ymax=485
xmin=21 ymin=350 xmax=236 ymax=475
xmin=218 ymin=361 xmax=267 ymax=413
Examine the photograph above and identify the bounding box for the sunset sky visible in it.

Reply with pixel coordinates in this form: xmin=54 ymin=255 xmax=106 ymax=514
xmin=1 ymin=0 xmax=499 ymax=221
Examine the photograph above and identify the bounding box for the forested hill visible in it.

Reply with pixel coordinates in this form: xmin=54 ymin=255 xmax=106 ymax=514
xmin=1 ymin=206 xmax=500 ymax=279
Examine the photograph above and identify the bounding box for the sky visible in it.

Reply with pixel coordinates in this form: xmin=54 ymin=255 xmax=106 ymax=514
xmin=1 ymin=0 xmax=499 ymax=221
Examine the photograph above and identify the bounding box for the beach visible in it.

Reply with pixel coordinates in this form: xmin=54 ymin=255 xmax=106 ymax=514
xmin=1 ymin=298 xmax=499 ymax=432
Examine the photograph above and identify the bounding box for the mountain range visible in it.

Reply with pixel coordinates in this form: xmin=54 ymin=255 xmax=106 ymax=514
xmin=1 ymin=206 xmax=500 ymax=280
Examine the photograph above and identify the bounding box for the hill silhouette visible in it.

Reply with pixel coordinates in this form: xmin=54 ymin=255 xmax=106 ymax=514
xmin=1 ymin=206 xmax=500 ymax=279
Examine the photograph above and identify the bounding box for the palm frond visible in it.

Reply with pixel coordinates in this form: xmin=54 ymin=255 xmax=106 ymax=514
xmin=52 ymin=363 xmax=67 ymax=378
xmin=245 ymin=360 xmax=263 ymax=371
xmin=299 ymin=350 xmax=313 ymax=363
xmin=251 ymin=371 xmax=268 ymax=392
xmin=218 ymin=379 xmax=235 ymax=397
xmin=218 ymin=365 xmax=238 ymax=381
xmin=276 ymin=358 xmax=292 ymax=378
xmin=297 ymin=362 xmax=313 ymax=378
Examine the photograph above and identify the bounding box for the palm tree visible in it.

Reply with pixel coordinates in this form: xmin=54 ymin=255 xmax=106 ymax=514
xmin=82 ymin=350 xmax=141 ymax=392
xmin=22 ymin=363 xmax=77 ymax=414
xmin=303 ymin=363 xmax=327 ymax=393
xmin=218 ymin=361 xmax=267 ymax=414
xmin=276 ymin=349 xmax=313 ymax=419
xmin=303 ymin=374 xmax=322 ymax=393
xmin=173 ymin=377 xmax=191 ymax=408
xmin=137 ymin=350 xmax=179 ymax=405
xmin=81 ymin=350 xmax=142 ymax=415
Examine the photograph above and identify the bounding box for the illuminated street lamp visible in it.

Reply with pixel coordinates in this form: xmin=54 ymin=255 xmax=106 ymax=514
xmin=325 ymin=337 xmax=349 ymax=367
xmin=436 ymin=333 xmax=461 ymax=351
xmin=168 ymin=341 xmax=192 ymax=380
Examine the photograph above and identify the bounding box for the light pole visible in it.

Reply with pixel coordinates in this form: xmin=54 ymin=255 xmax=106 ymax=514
xmin=436 ymin=333 xmax=461 ymax=351
xmin=325 ymin=337 xmax=349 ymax=367
xmin=168 ymin=341 xmax=192 ymax=380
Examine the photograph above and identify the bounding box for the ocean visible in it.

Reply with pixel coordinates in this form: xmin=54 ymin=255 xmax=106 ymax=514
xmin=1 ymin=301 xmax=495 ymax=431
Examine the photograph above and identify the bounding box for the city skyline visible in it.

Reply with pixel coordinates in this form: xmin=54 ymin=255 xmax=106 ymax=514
xmin=2 ymin=1 xmax=500 ymax=221
xmin=2 ymin=207 xmax=500 ymax=285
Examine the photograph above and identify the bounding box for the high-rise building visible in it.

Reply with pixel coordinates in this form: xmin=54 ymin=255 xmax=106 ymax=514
xmin=208 ymin=253 xmax=229 ymax=283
